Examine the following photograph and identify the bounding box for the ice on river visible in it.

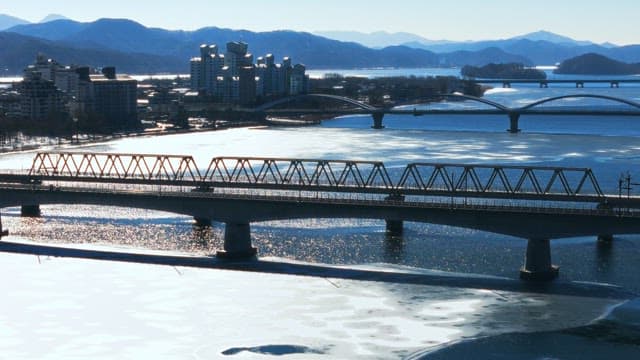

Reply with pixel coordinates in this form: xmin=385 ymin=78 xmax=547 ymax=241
xmin=0 ymin=247 xmax=632 ymax=359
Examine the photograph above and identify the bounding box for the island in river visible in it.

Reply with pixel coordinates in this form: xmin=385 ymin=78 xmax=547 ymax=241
xmin=461 ymin=63 xmax=546 ymax=79
xmin=554 ymin=53 xmax=640 ymax=75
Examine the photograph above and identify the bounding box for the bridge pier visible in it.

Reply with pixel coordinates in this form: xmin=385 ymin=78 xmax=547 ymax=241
xmin=21 ymin=205 xmax=41 ymax=217
xmin=371 ymin=113 xmax=385 ymax=129
xmin=194 ymin=217 xmax=212 ymax=227
xmin=507 ymin=113 xmax=521 ymax=133
xmin=520 ymin=238 xmax=559 ymax=281
xmin=385 ymin=194 xmax=405 ymax=236
xmin=597 ymin=234 xmax=614 ymax=243
xmin=0 ymin=211 xmax=8 ymax=238
xmin=216 ymin=222 xmax=257 ymax=259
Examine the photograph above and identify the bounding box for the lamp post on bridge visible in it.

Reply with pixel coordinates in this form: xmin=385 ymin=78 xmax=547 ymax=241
xmin=618 ymin=172 xmax=640 ymax=199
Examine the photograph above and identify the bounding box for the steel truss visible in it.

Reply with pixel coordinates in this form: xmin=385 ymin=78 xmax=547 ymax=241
xmin=202 ymin=157 xmax=394 ymax=189
xmin=29 ymin=152 xmax=201 ymax=181
xmin=398 ymin=163 xmax=603 ymax=196
xmin=26 ymin=152 xmax=604 ymax=197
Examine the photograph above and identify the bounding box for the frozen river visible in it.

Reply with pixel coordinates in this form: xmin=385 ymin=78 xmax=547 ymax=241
xmin=1 ymin=81 xmax=640 ymax=358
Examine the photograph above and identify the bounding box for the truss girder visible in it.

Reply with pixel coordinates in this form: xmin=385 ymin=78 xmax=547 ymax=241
xmin=27 ymin=153 xmax=603 ymax=197
xmin=28 ymin=152 xmax=200 ymax=181
xmin=397 ymin=163 xmax=603 ymax=196
xmin=202 ymin=157 xmax=394 ymax=189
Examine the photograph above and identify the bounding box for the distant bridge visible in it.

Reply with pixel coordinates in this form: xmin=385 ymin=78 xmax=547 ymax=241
xmin=467 ymin=78 xmax=640 ymax=88
xmin=3 ymin=151 xmax=640 ymax=281
xmin=255 ymin=93 xmax=640 ymax=132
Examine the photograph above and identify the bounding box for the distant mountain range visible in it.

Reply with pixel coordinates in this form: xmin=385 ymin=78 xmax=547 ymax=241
xmin=1 ymin=15 xmax=640 ymax=75
xmin=314 ymin=30 xmax=601 ymax=49
xmin=0 ymin=17 xmax=529 ymax=74
xmin=0 ymin=13 xmax=70 ymax=30
xmin=0 ymin=14 xmax=29 ymax=30
xmin=313 ymin=30 xmax=454 ymax=49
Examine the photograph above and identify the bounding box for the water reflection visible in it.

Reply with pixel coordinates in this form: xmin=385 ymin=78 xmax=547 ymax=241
xmin=383 ymin=234 xmax=405 ymax=263
xmin=595 ymin=237 xmax=614 ymax=275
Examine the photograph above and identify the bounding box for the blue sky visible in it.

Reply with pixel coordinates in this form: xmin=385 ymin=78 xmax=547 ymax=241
xmin=3 ymin=0 xmax=639 ymax=44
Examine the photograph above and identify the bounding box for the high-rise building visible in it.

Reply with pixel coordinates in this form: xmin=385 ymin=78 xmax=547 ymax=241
xmin=190 ymin=45 xmax=224 ymax=95
xmin=17 ymin=71 xmax=66 ymax=122
xmin=18 ymin=55 xmax=138 ymax=130
xmin=188 ymin=42 xmax=306 ymax=105
xmin=88 ymin=67 xmax=138 ymax=129
xmin=290 ymin=64 xmax=309 ymax=95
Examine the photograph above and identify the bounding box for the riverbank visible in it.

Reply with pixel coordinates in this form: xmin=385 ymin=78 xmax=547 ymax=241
xmin=0 ymin=120 xmax=265 ymax=155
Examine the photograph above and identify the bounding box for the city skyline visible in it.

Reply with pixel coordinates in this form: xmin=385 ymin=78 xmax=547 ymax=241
xmin=3 ymin=0 xmax=640 ymax=45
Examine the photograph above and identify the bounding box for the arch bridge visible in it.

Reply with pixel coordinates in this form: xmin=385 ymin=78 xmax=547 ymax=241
xmin=255 ymin=93 xmax=640 ymax=132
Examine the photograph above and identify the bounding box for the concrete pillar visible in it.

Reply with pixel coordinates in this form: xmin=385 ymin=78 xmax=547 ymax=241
xmin=0 ymin=211 xmax=8 ymax=238
xmin=508 ymin=113 xmax=521 ymax=134
xmin=597 ymin=234 xmax=614 ymax=243
xmin=384 ymin=194 xmax=405 ymax=236
xmin=193 ymin=217 xmax=212 ymax=227
xmin=385 ymin=220 xmax=403 ymax=236
xmin=21 ymin=205 xmax=41 ymax=217
xmin=520 ymin=238 xmax=559 ymax=281
xmin=371 ymin=112 xmax=385 ymax=129
xmin=216 ymin=222 xmax=257 ymax=259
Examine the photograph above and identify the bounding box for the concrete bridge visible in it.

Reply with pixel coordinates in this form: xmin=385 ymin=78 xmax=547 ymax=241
xmin=2 ymin=152 xmax=640 ymax=281
xmin=255 ymin=93 xmax=640 ymax=133
xmin=467 ymin=78 xmax=640 ymax=88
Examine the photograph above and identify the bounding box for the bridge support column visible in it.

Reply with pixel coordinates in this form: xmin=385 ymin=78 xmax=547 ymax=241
xmin=21 ymin=205 xmax=41 ymax=217
xmin=520 ymin=238 xmax=559 ymax=281
xmin=386 ymin=220 xmax=403 ymax=236
xmin=194 ymin=217 xmax=212 ymax=227
xmin=507 ymin=113 xmax=521 ymax=134
xmin=597 ymin=234 xmax=614 ymax=243
xmin=0 ymin=211 xmax=8 ymax=238
xmin=385 ymin=194 xmax=405 ymax=236
xmin=371 ymin=113 xmax=385 ymax=129
xmin=216 ymin=222 xmax=257 ymax=259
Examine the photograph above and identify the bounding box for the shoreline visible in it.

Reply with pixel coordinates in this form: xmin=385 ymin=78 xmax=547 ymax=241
xmin=0 ymin=121 xmax=265 ymax=155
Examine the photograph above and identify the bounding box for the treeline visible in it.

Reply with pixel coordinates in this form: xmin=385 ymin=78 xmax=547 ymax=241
xmin=0 ymin=111 xmax=139 ymax=138
xmin=461 ymin=63 xmax=547 ymax=79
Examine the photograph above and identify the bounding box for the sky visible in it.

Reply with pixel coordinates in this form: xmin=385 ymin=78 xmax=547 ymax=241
xmin=2 ymin=0 xmax=639 ymax=45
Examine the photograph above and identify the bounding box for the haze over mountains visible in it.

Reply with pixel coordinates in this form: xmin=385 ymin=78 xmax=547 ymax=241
xmin=1 ymin=14 xmax=639 ymax=75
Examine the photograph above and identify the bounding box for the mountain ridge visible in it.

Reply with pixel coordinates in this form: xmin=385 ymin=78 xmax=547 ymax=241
xmin=3 ymin=16 xmax=640 ymax=74
xmin=1 ymin=17 xmax=533 ymax=74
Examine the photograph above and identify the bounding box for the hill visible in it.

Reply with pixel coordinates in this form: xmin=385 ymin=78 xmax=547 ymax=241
xmin=0 ymin=14 xmax=28 ymax=31
xmin=3 ymin=18 xmax=532 ymax=72
xmin=554 ymin=53 xmax=640 ymax=75
xmin=0 ymin=32 xmax=184 ymax=74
